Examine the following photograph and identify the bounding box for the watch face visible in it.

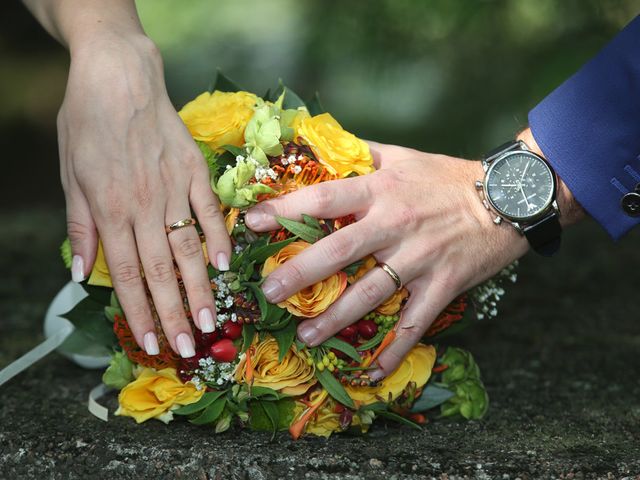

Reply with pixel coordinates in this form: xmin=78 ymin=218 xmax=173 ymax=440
xmin=485 ymin=152 xmax=555 ymax=221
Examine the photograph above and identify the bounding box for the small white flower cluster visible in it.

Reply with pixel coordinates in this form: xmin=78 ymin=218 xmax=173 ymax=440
xmin=190 ymin=356 xmax=238 ymax=390
xmin=212 ymin=274 xmax=237 ymax=327
xmin=471 ymin=262 xmax=518 ymax=320
xmin=281 ymin=154 xmax=304 ymax=175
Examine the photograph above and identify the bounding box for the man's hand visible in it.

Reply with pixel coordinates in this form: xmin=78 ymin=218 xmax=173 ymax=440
xmin=245 ymin=136 xmax=582 ymax=380
xmin=24 ymin=0 xmax=231 ymax=358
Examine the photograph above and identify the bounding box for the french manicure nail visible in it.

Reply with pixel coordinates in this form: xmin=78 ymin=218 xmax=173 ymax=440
xmin=297 ymin=324 xmax=320 ymax=347
xmin=143 ymin=332 xmax=160 ymax=356
xmin=71 ymin=255 xmax=85 ymax=283
xmin=245 ymin=209 xmax=266 ymax=229
xmin=369 ymin=369 xmax=386 ymax=382
xmin=216 ymin=252 xmax=229 ymax=272
xmin=176 ymin=333 xmax=195 ymax=358
xmin=199 ymin=308 xmax=215 ymax=333
xmin=262 ymin=278 xmax=282 ymax=302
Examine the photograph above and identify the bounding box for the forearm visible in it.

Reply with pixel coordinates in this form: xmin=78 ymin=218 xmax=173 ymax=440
xmin=22 ymin=0 xmax=145 ymax=52
xmin=517 ymin=128 xmax=586 ymax=228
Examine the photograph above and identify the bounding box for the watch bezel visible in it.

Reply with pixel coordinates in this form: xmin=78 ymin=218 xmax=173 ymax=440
xmin=483 ymin=150 xmax=557 ymax=223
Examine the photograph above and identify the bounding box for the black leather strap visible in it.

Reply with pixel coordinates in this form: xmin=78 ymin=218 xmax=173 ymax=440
xmin=523 ymin=212 xmax=561 ymax=257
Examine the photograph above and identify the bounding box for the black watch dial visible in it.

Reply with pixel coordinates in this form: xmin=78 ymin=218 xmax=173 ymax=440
xmin=485 ymin=152 xmax=555 ymax=221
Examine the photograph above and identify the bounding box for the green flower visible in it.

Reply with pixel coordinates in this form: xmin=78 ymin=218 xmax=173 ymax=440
xmin=441 ymin=378 xmax=489 ymax=420
xmin=214 ymin=157 xmax=274 ymax=208
xmin=102 ymin=351 xmax=134 ymax=390
xmin=244 ymin=99 xmax=283 ymax=164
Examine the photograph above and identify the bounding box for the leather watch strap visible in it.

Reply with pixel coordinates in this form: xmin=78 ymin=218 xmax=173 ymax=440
xmin=523 ymin=212 xmax=561 ymax=257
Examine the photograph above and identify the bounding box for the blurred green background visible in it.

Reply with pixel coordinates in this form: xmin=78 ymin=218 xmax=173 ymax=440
xmin=0 ymin=0 xmax=638 ymax=209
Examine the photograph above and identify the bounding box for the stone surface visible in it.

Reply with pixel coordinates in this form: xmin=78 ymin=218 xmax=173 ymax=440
xmin=1 ymin=208 xmax=640 ymax=479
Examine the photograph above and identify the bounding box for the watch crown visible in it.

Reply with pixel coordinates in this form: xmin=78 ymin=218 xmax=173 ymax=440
xmin=494 ymin=216 xmax=503 ymax=225
xmin=475 ymin=180 xmax=483 ymax=190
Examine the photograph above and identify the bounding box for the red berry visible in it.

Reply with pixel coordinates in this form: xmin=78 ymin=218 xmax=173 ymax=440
xmin=222 ymin=321 xmax=243 ymax=340
xmin=357 ymin=319 xmax=378 ymax=339
xmin=331 ymin=347 xmax=348 ymax=360
xmin=209 ymin=339 xmax=238 ymax=363
xmin=195 ymin=330 xmax=219 ymax=350
xmin=339 ymin=325 xmax=358 ymax=342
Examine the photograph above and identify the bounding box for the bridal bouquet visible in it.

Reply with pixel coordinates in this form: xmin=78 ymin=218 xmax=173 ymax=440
xmin=60 ymin=74 xmax=515 ymax=438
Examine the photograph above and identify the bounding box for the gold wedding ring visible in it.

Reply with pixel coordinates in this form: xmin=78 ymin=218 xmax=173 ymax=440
xmin=165 ymin=217 xmax=197 ymax=234
xmin=378 ymin=262 xmax=403 ymax=290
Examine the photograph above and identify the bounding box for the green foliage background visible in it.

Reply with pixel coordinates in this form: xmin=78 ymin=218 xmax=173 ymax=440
xmin=0 ymin=0 xmax=637 ymax=208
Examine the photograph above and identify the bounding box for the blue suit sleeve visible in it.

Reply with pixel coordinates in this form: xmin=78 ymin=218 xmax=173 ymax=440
xmin=529 ymin=16 xmax=640 ymax=240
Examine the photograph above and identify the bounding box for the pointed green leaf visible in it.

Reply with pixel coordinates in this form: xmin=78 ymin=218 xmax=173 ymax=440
xmin=321 ymin=337 xmax=361 ymax=363
xmin=276 ymin=216 xmax=324 ymax=243
xmin=247 ymin=237 xmax=298 ymax=264
xmin=189 ymin=398 xmax=227 ymax=425
xmin=410 ymin=385 xmax=455 ymax=413
xmin=241 ymin=323 xmax=256 ymax=353
xmin=213 ymin=70 xmax=242 ymax=92
xmin=306 ymin=92 xmax=325 ymax=116
xmin=376 ymin=410 xmax=422 ymax=430
xmin=316 ymin=367 xmax=355 ymax=409
xmin=357 ymin=329 xmax=386 ymax=351
xmin=302 ymin=214 xmax=322 ymax=230
xmin=271 ymin=319 xmax=297 ymax=362
xmin=174 ymin=390 xmax=226 ymax=416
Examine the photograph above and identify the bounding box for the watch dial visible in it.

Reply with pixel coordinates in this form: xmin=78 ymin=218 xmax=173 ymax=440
xmin=486 ymin=153 xmax=554 ymax=220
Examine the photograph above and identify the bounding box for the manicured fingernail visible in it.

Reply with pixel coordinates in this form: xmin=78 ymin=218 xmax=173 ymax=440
xmin=297 ymin=324 xmax=320 ymax=347
xmin=369 ymin=369 xmax=386 ymax=382
xmin=262 ymin=277 xmax=282 ymax=302
xmin=176 ymin=333 xmax=195 ymax=358
xmin=71 ymin=255 xmax=85 ymax=283
xmin=245 ymin=209 xmax=266 ymax=229
xmin=143 ymin=332 xmax=160 ymax=356
xmin=198 ymin=308 xmax=215 ymax=333
xmin=216 ymin=252 xmax=229 ymax=272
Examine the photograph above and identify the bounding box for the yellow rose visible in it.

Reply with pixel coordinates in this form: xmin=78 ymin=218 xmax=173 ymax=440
xmin=296 ymin=113 xmax=374 ymax=178
xmin=116 ymin=368 xmax=204 ymax=424
xmin=348 ymin=255 xmax=408 ymax=315
xmin=88 ymin=241 xmax=112 ymax=288
xmin=234 ymin=335 xmax=316 ymax=395
xmin=346 ymin=344 xmax=436 ymax=405
xmin=178 ymin=91 xmax=257 ymax=152
xmin=262 ymin=241 xmax=347 ymax=318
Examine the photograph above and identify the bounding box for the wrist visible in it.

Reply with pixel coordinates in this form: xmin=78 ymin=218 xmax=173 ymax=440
xmin=516 ymin=128 xmax=586 ymax=227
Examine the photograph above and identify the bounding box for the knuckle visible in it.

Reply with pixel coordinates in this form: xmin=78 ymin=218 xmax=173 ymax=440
xmin=113 ymin=261 xmax=142 ymax=286
xmin=283 ymin=262 xmax=306 ymax=287
xmin=310 ymin=186 xmax=333 ymax=211
xmin=200 ymin=202 xmax=223 ymax=221
xmin=182 ymin=148 xmax=203 ymax=170
xmin=373 ymin=169 xmax=400 ymax=193
xmin=134 ymin=181 xmax=153 ymax=211
xmin=66 ymin=220 xmax=91 ymax=242
xmin=145 ymin=257 xmax=175 ymax=284
xmin=123 ymin=303 xmax=150 ymax=324
xmin=354 ymin=281 xmax=384 ymax=306
xmin=189 ymin=281 xmax=214 ymax=299
xmin=393 ymin=206 xmax=419 ymax=230
xmin=161 ymin=305 xmax=186 ymax=327
xmin=174 ymin=236 xmax=202 ymax=259
xmin=323 ymin=234 xmax=356 ymax=263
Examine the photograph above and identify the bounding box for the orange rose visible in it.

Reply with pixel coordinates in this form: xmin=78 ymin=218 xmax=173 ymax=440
xmin=349 ymin=256 xmax=408 ymax=315
xmin=262 ymin=241 xmax=347 ymax=317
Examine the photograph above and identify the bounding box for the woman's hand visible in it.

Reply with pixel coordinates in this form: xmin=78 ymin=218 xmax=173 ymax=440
xmin=58 ymin=33 xmax=231 ymax=359
xmin=245 ymin=137 xmax=581 ymax=379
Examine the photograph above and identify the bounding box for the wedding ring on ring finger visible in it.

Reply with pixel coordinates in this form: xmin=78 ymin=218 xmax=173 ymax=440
xmin=377 ymin=262 xmax=403 ymax=290
xmin=166 ymin=217 xmax=197 ymax=234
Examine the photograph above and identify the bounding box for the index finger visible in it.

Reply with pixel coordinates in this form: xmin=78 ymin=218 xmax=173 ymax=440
xmin=244 ymin=175 xmax=370 ymax=232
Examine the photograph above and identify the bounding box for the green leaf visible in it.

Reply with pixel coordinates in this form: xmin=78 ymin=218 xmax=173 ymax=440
xmin=249 ymin=398 xmax=295 ymax=432
xmin=213 ymin=70 xmax=242 ymax=92
xmin=241 ymin=323 xmax=256 ymax=353
xmin=60 ymin=238 xmax=72 ymax=269
xmin=410 ymin=384 xmax=455 ymax=413
xmin=276 ymin=216 xmax=324 ymax=243
xmin=302 ymin=214 xmax=322 ymax=230
xmin=247 ymin=237 xmax=298 ymax=264
xmin=271 ymin=319 xmax=297 ymax=362
xmin=343 ymin=259 xmax=364 ymax=277
xmin=190 ymin=398 xmax=227 ymax=425
xmin=61 ymin=296 xmax=116 ymax=348
xmin=261 ymin=400 xmax=280 ymax=434
xmin=81 ymin=283 xmax=112 ymax=306
xmin=321 ymin=337 xmax=361 ymax=363
xmin=59 ymin=329 xmax=112 ymax=357
xmin=245 ymin=282 xmax=269 ymax=323
xmin=174 ymin=390 xmax=226 ymax=416
xmin=271 ymin=82 xmax=306 ymax=110
xmin=357 ymin=329 xmax=386 ymax=351
xmin=221 ymin=144 xmax=244 ymax=157
xmin=101 ymin=351 xmax=134 ymax=389
xmin=306 ymin=92 xmax=325 ymax=116
xmin=376 ymin=410 xmax=422 ymax=430
xmin=316 ymin=367 xmax=355 ymax=409
xmin=249 ymin=386 xmax=283 ymax=400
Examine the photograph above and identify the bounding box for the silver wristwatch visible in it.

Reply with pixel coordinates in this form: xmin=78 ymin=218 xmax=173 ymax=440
xmin=475 ymin=140 xmax=562 ymax=256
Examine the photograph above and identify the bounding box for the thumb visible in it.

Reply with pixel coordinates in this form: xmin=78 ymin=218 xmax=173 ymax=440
xmin=66 ymin=191 xmax=98 ymax=283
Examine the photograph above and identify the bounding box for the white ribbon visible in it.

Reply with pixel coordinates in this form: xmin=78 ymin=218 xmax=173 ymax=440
xmin=88 ymin=383 xmax=112 ymax=422
xmin=0 ymin=324 xmax=73 ymax=387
